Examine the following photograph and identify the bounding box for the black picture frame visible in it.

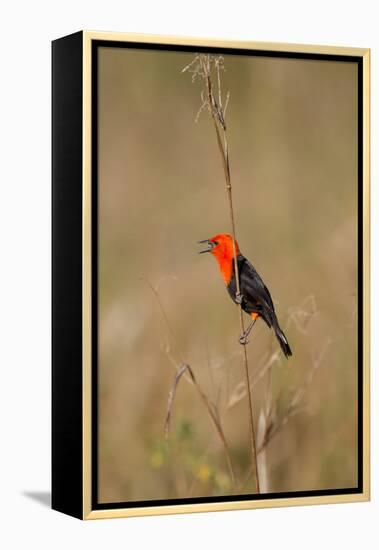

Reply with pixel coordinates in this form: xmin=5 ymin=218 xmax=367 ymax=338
xmin=52 ymin=31 xmax=370 ymax=520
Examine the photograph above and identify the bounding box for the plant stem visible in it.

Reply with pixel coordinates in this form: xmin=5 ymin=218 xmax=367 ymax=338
xmin=144 ymin=275 xmax=237 ymax=489
xmin=164 ymin=363 xmax=236 ymax=488
xmin=200 ymin=54 xmax=260 ymax=494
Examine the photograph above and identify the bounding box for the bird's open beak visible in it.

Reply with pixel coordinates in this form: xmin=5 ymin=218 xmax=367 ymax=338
xmin=198 ymin=239 xmax=214 ymax=254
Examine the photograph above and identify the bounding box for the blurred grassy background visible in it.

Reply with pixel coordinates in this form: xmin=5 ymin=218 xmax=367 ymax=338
xmin=98 ymin=47 xmax=358 ymax=503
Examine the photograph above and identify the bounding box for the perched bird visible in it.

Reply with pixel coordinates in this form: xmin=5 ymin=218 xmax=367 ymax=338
xmin=198 ymin=233 xmax=292 ymax=358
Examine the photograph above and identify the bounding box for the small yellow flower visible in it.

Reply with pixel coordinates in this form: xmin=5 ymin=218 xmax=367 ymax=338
xmin=196 ymin=464 xmax=211 ymax=483
xmin=150 ymin=450 xmax=164 ymax=468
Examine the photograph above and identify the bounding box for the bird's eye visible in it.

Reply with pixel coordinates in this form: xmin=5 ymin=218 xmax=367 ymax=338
xmin=214 ymin=241 xmax=218 ymax=246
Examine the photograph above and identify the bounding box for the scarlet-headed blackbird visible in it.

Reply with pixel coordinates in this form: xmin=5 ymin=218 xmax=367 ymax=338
xmin=199 ymin=233 xmax=292 ymax=358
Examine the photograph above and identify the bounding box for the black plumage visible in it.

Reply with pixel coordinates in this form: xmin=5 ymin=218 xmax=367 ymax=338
xmin=227 ymin=255 xmax=292 ymax=358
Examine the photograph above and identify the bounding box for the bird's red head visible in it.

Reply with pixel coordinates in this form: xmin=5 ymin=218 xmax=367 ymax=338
xmin=198 ymin=233 xmax=240 ymax=284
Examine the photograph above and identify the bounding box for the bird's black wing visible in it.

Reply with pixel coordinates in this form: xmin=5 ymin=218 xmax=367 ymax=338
xmin=227 ymin=254 xmax=292 ymax=357
xmin=228 ymin=255 xmax=277 ymax=327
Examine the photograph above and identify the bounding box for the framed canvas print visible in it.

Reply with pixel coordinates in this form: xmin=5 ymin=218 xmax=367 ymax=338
xmin=52 ymin=31 xmax=370 ymax=519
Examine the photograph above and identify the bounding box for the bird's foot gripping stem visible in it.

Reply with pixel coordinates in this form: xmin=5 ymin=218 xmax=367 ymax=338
xmin=235 ymin=292 xmax=243 ymax=305
xmin=238 ymin=317 xmax=257 ymax=346
xmin=239 ymin=332 xmax=250 ymax=346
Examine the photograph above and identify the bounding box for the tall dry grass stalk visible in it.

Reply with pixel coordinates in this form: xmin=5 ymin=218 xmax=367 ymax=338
xmin=164 ymin=362 xmax=236 ymax=488
xmin=143 ymin=275 xmax=236 ymax=489
xmin=182 ymin=54 xmax=260 ymax=493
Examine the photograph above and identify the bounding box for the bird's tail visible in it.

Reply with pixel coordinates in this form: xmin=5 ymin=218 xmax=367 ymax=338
xmin=274 ymin=322 xmax=292 ymax=359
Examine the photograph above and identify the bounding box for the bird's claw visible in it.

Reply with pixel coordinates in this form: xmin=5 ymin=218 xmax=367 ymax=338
xmin=235 ymin=292 xmax=243 ymax=305
xmin=239 ymin=334 xmax=249 ymax=346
